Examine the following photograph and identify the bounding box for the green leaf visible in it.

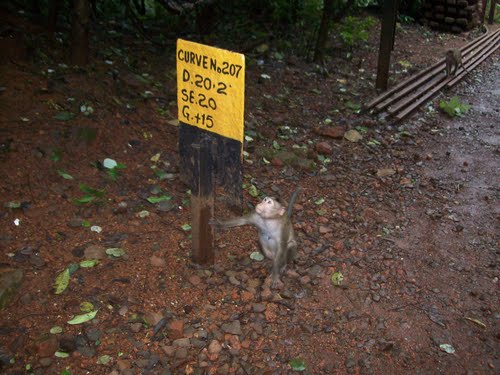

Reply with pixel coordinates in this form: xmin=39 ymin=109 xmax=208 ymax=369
xmin=50 ymin=149 xmax=62 ymax=162
xmin=68 ymin=263 xmax=80 ymax=275
xmin=54 ymin=269 xmax=70 ymax=295
xmin=289 ymin=358 xmax=307 ymax=371
xmin=54 ymin=112 xmax=75 ymax=121
xmin=314 ymin=197 xmax=325 ymax=205
xmin=79 ymin=184 xmax=105 ymax=197
xmin=154 ymin=169 xmax=168 ymax=180
xmin=5 ymin=201 xmax=21 ymax=209
xmin=106 ymin=248 xmax=126 ymax=257
xmin=146 ymin=195 xmax=172 ymax=204
xmin=79 ymin=259 xmax=99 ymax=268
xmin=331 ymin=272 xmax=344 ymax=286
xmin=50 ymin=326 xmax=63 ymax=334
xmin=55 ymin=351 xmax=70 ymax=358
xmin=82 ymin=220 xmax=91 ymax=227
xmin=247 ymin=184 xmax=258 ymax=198
xmin=80 ymin=301 xmax=94 ymax=312
xmin=181 ymin=223 xmax=191 ymax=231
xmin=60 ymin=370 xmax=71 ymax=375
xmin=272 ymin=140 xmax=280 ymax=150
xmin=67 ymin=310 xmax=98 ymax=325
xmin=250 ymin=252 xmax=264 ymax=261
xmin=97 ymin=355 xmax=111 ymax=365
xmin=74 ymin=195 xmax=96 ymax=205
xmin=57 ymin=170 xmax=74 ymax=180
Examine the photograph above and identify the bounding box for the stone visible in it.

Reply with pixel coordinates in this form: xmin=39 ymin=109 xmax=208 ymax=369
xmin=83 ymin=245 xmax=106 ymax=260
xmin=150 ymin=255 xmax=166 ymax=267
xmin=168 ymin=320 xmax=184 ymax=340
xmin=208 ymin=340 xmax=222 ymax=355
xmin=315 ymin=141 xmax=333 ymax=155
xmin=221 ymin=320 xmax=242 ymax=335
xmin=0 ymin=268 xmax=23 ymax=309
xmin=35 ymin=335 xmax=58 ymax=358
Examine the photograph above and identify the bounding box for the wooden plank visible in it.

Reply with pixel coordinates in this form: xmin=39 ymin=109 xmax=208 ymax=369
xmin=387 ymin=73 xmax=445 ymax=115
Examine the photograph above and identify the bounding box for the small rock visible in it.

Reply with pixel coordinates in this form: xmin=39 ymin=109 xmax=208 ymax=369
xmin=173 ymin=338 xmax=190 ymax=347
xmin=68 ymin=218 xmax=84 ymax=228
xmin=221 ymin=320 xmax=242 ymax=335
xmin=189 ymin=275 xmax=202 ymax=286
xmin=208 ymin=340 xmax=222 ymax=355
xmin=168 ymin=320 xmax=184 ymax=340
xmin=117 ymin=359 xmax=131 ymax=371
xmin=150 ymin=255 xmax=166 ymax=267
xmin=315 ymin=126 xmax=346 ymax=139
xmin=38 ymin=357 xmax=53 ymax=367
xmin=35 ymin=335 xmax=58 ymax=358
xmin=118 ymin=305 xmax=128 ymax=316
xmin=144 ymin=311 xmax=163 ymax=326
xmin=0 ymin=268 xmax=24 ymax=309
xmin=130 ymin=322 xmax=142 ymax=333
xmin=344 ymin=129 xmax=362 ymax=142
xmin=175 ymin=347 xmax=188 ymax=359
xmin=77 ymin=345 xmax=96 ymax=358
xmin=59 ymin=334 xmax=77 ymax=352
xmin=319 ymin=226 xmax=333 ymax=234
xmin=252 ymin=303 xmax=266 ymax=313
xmin=83 ymin=245 xmax=106 ymax=260
xmin=315 ymin=141 xmax=333 ymax=155
xmin=162 ymin=345 xmax=175 ymax=356
xmin=228 ymin=276 xmax=240 ymax=286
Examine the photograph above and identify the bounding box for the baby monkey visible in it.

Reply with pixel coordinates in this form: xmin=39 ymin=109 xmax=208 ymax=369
xmin=211 ymin=188 xmax=300 ymax=288
xmin=445 ymin=48 xmax=468 ymax=76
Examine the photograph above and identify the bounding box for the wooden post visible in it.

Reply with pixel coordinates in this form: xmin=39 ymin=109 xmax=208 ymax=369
xmin=191 ymin=137 xmax=215 ymax=264
xmin=376 ymin=0 xmax=398 ymax=91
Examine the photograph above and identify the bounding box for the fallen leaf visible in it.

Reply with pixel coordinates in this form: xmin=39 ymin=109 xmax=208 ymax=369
xmin=67 ymin=310 xmax=98 ymax=325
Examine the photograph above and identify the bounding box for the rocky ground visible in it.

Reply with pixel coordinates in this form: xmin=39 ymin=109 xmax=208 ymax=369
xmin=0 ymin=9 xmax=498 ymax=375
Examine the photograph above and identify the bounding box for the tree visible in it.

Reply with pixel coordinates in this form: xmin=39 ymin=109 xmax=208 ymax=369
xmin=313 ymin=0 xmax=356 ymax=63
xmin=71 ymin=0 xmax=90 ymax=66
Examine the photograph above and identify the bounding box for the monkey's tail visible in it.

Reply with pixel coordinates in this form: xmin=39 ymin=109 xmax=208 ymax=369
xmin=287 ymin=187 xmax=301 ymax=218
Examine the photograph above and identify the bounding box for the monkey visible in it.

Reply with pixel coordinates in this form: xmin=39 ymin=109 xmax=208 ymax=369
xmin=445 ymin=49 xmax=468 ymax=77
xmin=211 ymin=188 xmax=301 ymax=289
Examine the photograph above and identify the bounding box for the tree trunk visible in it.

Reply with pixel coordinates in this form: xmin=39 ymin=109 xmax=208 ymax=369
xmin=47 ymin=0 xmax=61 ymax=43
xmin=313 ymin=0 xmax=334 ymax=63
xmin=71 ymin=0 xmax=90 ymax=66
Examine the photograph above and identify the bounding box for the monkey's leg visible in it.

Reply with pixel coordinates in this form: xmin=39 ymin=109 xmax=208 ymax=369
xmin=271 ymin=241 xmax=288 ymax=289
xmin=259 ymin=234 xmax=277 ymax=260
xmin=286 ymin=240 xmax=298 ymax=263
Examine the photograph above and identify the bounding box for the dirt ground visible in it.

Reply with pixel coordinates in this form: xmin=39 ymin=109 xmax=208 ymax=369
xmin=0 ymin=9 xmax=498 ymax=375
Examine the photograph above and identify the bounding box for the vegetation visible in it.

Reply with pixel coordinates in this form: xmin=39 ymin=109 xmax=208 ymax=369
xmin=439 ymin=96 xmax=471 ymax=117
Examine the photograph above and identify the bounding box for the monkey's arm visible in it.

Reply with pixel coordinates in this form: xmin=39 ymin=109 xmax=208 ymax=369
xmin=211 ymin=213 xmax=260 ymax=229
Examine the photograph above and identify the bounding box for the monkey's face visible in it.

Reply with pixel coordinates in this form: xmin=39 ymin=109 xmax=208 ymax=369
xmin=256 ymin=197 xmax=285 ymax=219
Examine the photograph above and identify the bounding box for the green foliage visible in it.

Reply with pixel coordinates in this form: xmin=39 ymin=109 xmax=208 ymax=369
xmin=338 ymin=16 xmax=376 ymax=48
xmin=74 ymin=184 xmax=106 ymax=205
xmin=439 ymin=96 xmax=471 ymax=117
xmin=485 ymin=0 xmax=500 ymax=23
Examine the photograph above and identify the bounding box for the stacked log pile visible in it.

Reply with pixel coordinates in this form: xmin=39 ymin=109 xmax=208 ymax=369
xmin=422 ymin=0 xmax=482 ymax=33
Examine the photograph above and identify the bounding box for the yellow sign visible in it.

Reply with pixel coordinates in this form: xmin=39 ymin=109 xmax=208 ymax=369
xmin=176 ymin=39 xmax=245 ymax=143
